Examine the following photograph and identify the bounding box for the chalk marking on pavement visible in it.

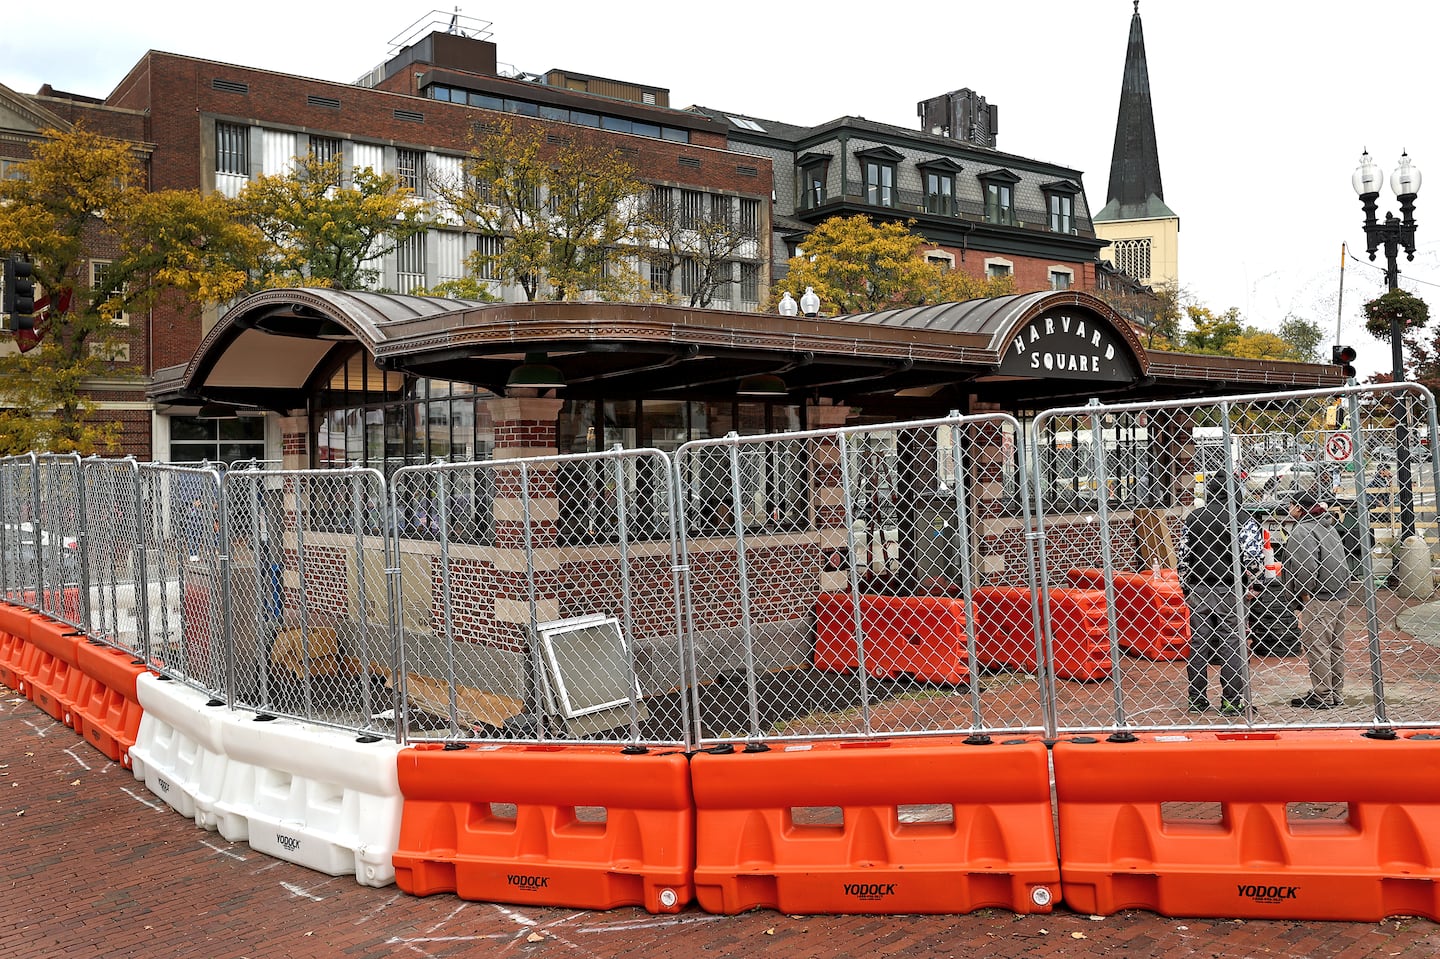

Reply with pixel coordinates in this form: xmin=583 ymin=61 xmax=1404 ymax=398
xmin=355 ymin=893 xmax=404 ymax=924
xmin=64 ymin=747 xmax=92 ymax=770
xmin=426 ymin=904 xmax=470 ymax=933
xmin=121 ymin=786 xmax=164 ymax=810
xmin=201 ymin=840 xmax=247 ymax=861
xmin=22 ymin=718 xmax=56 ymax=737
xmin=281 ymin=881 xmax=326 ymax=902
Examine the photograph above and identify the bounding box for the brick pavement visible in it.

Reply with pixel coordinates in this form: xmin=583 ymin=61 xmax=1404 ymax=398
xmin=2 ymin=693 xmax=1439 ymax=959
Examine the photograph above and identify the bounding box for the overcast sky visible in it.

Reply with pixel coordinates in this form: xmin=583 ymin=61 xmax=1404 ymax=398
xmin=4 ymin=1 xmax=1438 ymax=378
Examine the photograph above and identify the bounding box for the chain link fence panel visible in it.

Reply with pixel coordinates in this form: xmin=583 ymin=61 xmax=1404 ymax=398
xmin=137 ymin=463 xmax=226 ymax=696
xmin=0 ymin=453 xmax=39 ymax=607
xmin=35 ymin=454 xmax=87 ymax=630
xmin=81 ymin=458 xmax=148 ymax=657
xmin=1032 ymin=383 xmax=1440 ymax=734
xmin=224 ymin=468 xmax=395 ymax=735
xmin=392 ymin=448 xmax=687 ymax=746
xmin=677 ymin=414 xmax=1049 ymax=746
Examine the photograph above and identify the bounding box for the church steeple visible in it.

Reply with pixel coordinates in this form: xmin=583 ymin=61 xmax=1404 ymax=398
xmin=1097 ymin=1 xmax=1175 ymax=222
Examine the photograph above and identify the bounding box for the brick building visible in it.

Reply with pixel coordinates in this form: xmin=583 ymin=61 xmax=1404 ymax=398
xmin=1 ymin=23 xmax=774 ymax=462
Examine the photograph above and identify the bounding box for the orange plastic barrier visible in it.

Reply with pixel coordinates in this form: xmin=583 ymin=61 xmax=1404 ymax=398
xmin=1065 ymin=568 xmax=1191 ymax=660
xmin=19 ymin=588 xmax=82 ymax=626
xmin=22 ymin=616 xmax=81 ymax=723
xmin=813 ymin=589 xmax=1110 ymax=682
xmin=393 ymin=743 xmax=694 ymax=913
xmin=0 ymin=604 xmax=33 ymax=691
xmin=1054 ymin=730 xmax=1440 ymax=920
xmin=691 ymin=737 xmax=1058 ymax=915
xmin=67 ymin=640 xmax=148 ymax=767
xmin=970 ymin=587 xmax=1112 ymax=681
xmin=813 ymin=593 xmax=970 ymax=684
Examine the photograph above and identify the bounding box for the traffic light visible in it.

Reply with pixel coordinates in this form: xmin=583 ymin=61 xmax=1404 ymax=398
xmin=2 ymin=255 xmax=35 ymax=332
xmin=1331 ymin=344 xmax=1357 ymax=380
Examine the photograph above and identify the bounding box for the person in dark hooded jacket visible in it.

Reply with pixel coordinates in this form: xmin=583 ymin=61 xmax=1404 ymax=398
xmin=1280 ymin=489 xmax=1351 ymax=708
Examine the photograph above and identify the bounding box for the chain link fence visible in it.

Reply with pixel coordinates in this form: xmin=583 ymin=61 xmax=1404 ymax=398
xmin=82 ymin=457 xmax=147 ymax=656
xmin=0 ymin=453 xmax=39 ymax=607
xmin=224 ymin=467 xmax=394 ymax=734
xmin=391 ymin=448 xmax=688 ymax=746
xmin=676 ymin=414 xmax=1050 ymax=745
xmin=136 ymin=463 xmax=226 ymax=696
xmin=1033 ymin=383 xmax=1440 ymax=734
xmin=5 ymin=383 xmax=1440 ymax=745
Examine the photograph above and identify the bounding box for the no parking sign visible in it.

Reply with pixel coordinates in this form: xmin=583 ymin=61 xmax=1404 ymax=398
xmin=1324 ymin=431 xmax=1354 ymax=464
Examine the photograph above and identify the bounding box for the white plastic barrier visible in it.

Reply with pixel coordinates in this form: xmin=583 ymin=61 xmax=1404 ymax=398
xmin=130 ymin=674 xmax=229 ymax=827
xmin=216 ymin=714 xmax=404 ymax=887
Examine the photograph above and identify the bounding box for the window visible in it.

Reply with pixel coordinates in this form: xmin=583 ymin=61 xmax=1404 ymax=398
xmin=985 ymin=183 xmax=1013 ymax=224
xmin=985 ymin=257 xmax=1013 ymax=279
xmin=215 ymin=122 xmax=248 ymax=176
xmin=680 ymin=258 xmax=702 ymax=298
xmin=473 ymin=234 xmax=502 ymax=280
xmin=1049 ymin=192 xmax=1074 ymax=233
xmin=1049 ymin=268 xmax=1073 ymax=291
xmin=864 ymin=159 xmax=895 ymax=208
xmin=90 ymin=261 xmax=128 ymax=326
xmin=709 ymin=194 xmax=731 ymax=227
xmin=170 ymin=414 xmax=266 ymax=465
xmin=797 ymin=155 xmax=830 ymax=211
xmin=1112 ymin=238 xmax=1153 ymax=281
xmin=396 ymin=232 xmax=426 ymax=293
xmin=680 ymin=189 xmax=704 ymax=228
xmin=740 ymin=263 xmax=760 ymax=306
xmin=650 ymin=257 xmax=672 ymax=294
xmin=397 ymin=148 xmax=425 ymax=194
xmin=649 ymin=185 xmax=674 ymax=221
xmin=924 ymin=171 xmax=955 ymax=215
xmin=980 ymin=170 xmax=1020 ymax=226
xmin=309 ymin=136 xmax=341 ymax=165
xmin=738 ymin=197 xmax=760 ymax=237
xmin=926 ymin=251 xmax=954 ymax=272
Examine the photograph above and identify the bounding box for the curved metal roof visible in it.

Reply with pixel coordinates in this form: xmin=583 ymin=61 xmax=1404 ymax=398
xmin=150 ymin=287 xmax=1342 ymax=416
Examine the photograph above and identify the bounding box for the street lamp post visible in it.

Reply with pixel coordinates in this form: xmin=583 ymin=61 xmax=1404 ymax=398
xmin=1353 ymin=149 xmax=1422 ymax=539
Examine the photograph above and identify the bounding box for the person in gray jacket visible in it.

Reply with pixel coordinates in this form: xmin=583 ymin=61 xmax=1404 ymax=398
xmin=1281 ymin=489 xmax=1352 ymax=708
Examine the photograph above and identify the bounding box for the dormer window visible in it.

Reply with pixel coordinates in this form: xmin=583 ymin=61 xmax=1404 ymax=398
xmin=855 ymin=146 xmax=904 ymax=209
xmin=918 ymin=157 xmax=964 ymax=217
xmin=1042 ymin=179 xmax=1081 ymax=234
xmin=796 ymin=152 xmax=832 ymax=212
xmin=979 ymin=169 xmax=1020 ymax=226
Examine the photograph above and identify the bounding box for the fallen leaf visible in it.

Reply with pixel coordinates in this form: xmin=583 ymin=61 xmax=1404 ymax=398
xmin=764 ymin=928 xmax=775 ymax=935
xmin=70 ymin=779 xmax=80 ymax=785
xmin=1038 ymin=929 xmax=1049 ymax=935
xmin=1072 ymin=932 xmax=1087 ymax=939
xmin=527 ymin=933 xmax=545 ymax=943
xmin=15 ymin=809 xmax=23 ymax=816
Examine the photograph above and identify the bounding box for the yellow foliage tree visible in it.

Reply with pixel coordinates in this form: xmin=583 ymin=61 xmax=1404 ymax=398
xmin=0 ymin=125 xmax=260 ymax=454
xmin=773 ymin=215 xmax=1012 ymax=314
xmin=237 ymin=154 xmax=428 ymax=291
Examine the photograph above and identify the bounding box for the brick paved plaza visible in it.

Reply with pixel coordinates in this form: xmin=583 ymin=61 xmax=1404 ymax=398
xmin=3 ymin=691 xmax=1437 ymax=959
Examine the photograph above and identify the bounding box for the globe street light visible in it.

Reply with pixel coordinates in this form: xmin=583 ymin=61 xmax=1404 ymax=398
xmin=1352 ymin=148 xmax=1422 ymax=539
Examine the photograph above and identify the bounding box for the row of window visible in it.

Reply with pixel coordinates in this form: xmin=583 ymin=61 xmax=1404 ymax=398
xmin=801 ymin=152 xmax=1079 ymax=234
xmin=426 ymin=85 xmax=692 ymax=144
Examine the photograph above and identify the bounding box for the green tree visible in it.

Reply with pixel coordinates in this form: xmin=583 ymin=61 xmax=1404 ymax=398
xmin=773 ymin=215 xmax=1011 ymax=314
xmin=1277 ymin=314 xmax=1324 ymax=363
xmin=237 ymin=154 xmax=429 ymax=291
xmin=0 ymin=126 xmax=259 ymax=453
xmin=431 ymin=117 xmax=645 ymax=301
